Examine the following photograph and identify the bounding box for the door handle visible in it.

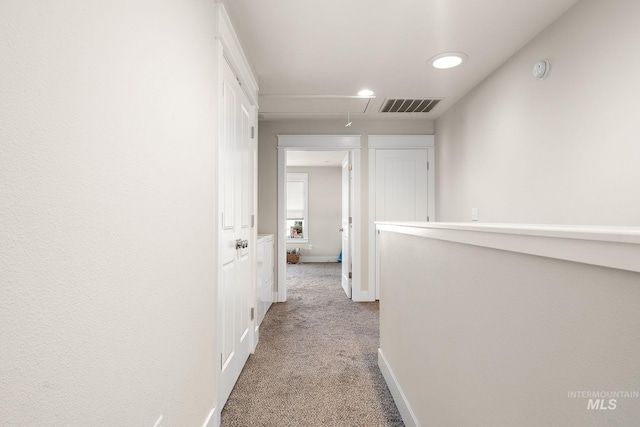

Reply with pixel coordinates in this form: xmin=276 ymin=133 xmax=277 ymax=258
xmin=338 ymin=227 xmax=344 ymax=232
xmin=236 ymin=239 xmax=249 ymax=249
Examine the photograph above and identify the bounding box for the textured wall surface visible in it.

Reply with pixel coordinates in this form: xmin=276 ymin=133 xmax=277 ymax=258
xmin=0 ymin=1 xmax=218 ymax=425
xmin=379 ymin=230 xmax=640 ymax=426
xmin=436 ymin=0 xmax=640 ymax=226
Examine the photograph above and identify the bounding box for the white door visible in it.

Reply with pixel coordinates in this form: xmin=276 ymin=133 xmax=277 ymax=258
xmin=375 ymin=150 xmax=429 ymax=297
xmin=341 ymin=153 xmax=351 ymax=298
xmin=218 ymin=59 xmax=254 ymax=409
xmin=375 ymin=150 xmax=429 ymax=221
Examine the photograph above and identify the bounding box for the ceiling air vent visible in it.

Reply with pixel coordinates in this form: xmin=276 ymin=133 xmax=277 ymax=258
xmin=380 ymin=98 xmax=441 ymax=113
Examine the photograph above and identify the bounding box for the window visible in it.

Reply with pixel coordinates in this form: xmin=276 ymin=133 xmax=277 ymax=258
xmin=286 ymin=173 xmax=308 ymax=242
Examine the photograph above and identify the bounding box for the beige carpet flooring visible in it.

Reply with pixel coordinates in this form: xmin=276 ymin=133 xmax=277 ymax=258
xmin=220 ymin=262 xmax=404 ymax=426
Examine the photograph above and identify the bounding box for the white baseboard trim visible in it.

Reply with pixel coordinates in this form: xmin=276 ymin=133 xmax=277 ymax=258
xmin=203 ymin=408 xmax=218 ymax=427
xmin=352 ymin=288 xmax=374 ymax=302
xmin=252 ymin=325 xmax=259 ymax=353
xmin=378 ymin=348 xmax=419 ymax=427
xmin=298 ymin=256 xmax=339 ymax=263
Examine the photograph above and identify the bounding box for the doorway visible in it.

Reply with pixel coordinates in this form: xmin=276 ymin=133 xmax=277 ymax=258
xmin=285 ymin=150 xmax=350 ymax=296
xmin=217 ymin=55 xmax=257 ymax=410
xmin=367 ymin=135 xmax=435 ymax=300
xmin=277 ymin=135 xmax=362 ymax=302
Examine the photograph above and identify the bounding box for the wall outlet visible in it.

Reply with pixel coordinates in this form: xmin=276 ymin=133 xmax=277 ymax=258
xmin=471 ymin=208 xmax=479 ymax=221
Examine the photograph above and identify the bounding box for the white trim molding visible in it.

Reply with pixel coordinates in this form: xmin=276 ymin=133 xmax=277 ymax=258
xmin=277 ymin=135 xmax=363 ymax=302
xmin=368 ymin=134 xmax=434 ymax=149
xmin=277 ymin=148 xmax=287 ymax=301
xmin=215 ymin=4 xmax=259 ymax=106
xmin=278 ymin=134 xmax=361 ymax=149
xmin=203 ymin=407 xmax=218 ymax=427
xmin=376 ymin=222 xmax=640 ymax=273
xmin=378 ymin=349 xmax=419 ymax=427
xmin=286 ymin=172 xmax=309 ymax=242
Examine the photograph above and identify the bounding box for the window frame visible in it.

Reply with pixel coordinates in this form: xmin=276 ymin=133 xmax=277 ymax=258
xmin=286 ymin=172 xmax=309 ymax=243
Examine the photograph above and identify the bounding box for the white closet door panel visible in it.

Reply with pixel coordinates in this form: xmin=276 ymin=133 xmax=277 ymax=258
xmin=240 ymin=104 xmax=251 ymax=229
xmin=376 ymin=150 xmax=429 ymax=222
xmin=222 ymin=80 xmax=236 ymax=230
xmin=218 ymin=58 xmax=254 ymax=409
xmin=220 ymin=262 xmax=235 ymax=370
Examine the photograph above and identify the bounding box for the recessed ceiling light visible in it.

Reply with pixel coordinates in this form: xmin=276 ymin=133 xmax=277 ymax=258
xmin=429 ymin=52 xmax=467 ymax=69
xmin=357 ymin=89 xmax=374 ymax=97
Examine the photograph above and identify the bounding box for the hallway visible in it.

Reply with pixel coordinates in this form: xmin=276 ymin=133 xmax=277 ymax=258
xmin=221 ymin=263 xmax=403 ymax=426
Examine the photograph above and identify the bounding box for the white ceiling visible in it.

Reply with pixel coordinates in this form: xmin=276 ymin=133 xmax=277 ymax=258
xmin=225 ymin=0 xmax=579 ymax=121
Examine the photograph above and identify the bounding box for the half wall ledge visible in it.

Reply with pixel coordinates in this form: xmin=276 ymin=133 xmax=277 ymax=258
xmin=375 ymin=222 xmax=640 ymax=274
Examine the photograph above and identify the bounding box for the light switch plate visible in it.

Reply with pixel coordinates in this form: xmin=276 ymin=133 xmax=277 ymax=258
xmin=471 ymin=208 xmax=479 ymax=221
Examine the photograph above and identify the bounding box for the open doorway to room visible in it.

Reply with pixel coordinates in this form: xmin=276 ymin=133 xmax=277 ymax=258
xmin=277 ymin=135 xmax=362 ymax=302
xmin=285 ymin=151 xmax=345 ymax=261
xmin=284 ymin=150 xmax=350 ymax=297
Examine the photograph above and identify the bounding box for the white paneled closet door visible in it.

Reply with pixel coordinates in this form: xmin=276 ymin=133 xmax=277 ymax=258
xmin=218 ymin=57 xmax=254 ymax=409
xmin=375 ymin=150 xmax=429 ymax=222
xmin=369 ymin=137 xmax=434 ymax=301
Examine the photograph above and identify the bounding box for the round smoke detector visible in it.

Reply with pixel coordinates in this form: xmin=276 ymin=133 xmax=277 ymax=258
xmin=532 ymin=59 xmax=550 ymax=80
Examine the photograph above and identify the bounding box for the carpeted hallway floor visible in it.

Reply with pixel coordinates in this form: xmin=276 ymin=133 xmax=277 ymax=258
xmin=220 ymin=262 xmax=404 ymax=426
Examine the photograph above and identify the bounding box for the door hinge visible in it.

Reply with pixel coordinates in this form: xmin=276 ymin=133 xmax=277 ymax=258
xmin=427 ymin=162 xmax=430 ymax=170
xmin=251 ymin=126 xmax=255 ymax=139
xmin=349 ymin=216 xmax=352 ymax=224
xmin=427 ymin=216 xmax=430 ymax=222
xmin=251 ymin=215 xmax=255 ymax=228
xmin=221 ymin=353 xmax=223 ymax=370
xmin=349 ymin=164 xmax=353 ymax=171
xmin=250 ymin=307 xmax=255 ymax=321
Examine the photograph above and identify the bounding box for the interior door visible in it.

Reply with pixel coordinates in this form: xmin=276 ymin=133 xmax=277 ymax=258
xmin=218 ymin=58 xmax=254 ymax=409
xmin=341 ymin=153 xmax=351 ymax=298
xmin=374 ymin=149 xmax=429 ymax=298
xmin=375 ymin=150 xmax=428 ymax=221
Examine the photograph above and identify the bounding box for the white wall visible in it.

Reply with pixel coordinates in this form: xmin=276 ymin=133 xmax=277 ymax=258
xmin=0 ymin=1 xmax=218 ymax=425
xmin=379 ymin=3 xmax=640 ymax=425
xmin=435 ymin=0 xmax=640 ymax=226
xmin=378 ymin=228 xmax=640 ymax=426
xmin=258 ymin=119 xmax=435 ymax=291
xmin=286 ymin=166 xmax=342 ymax=260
